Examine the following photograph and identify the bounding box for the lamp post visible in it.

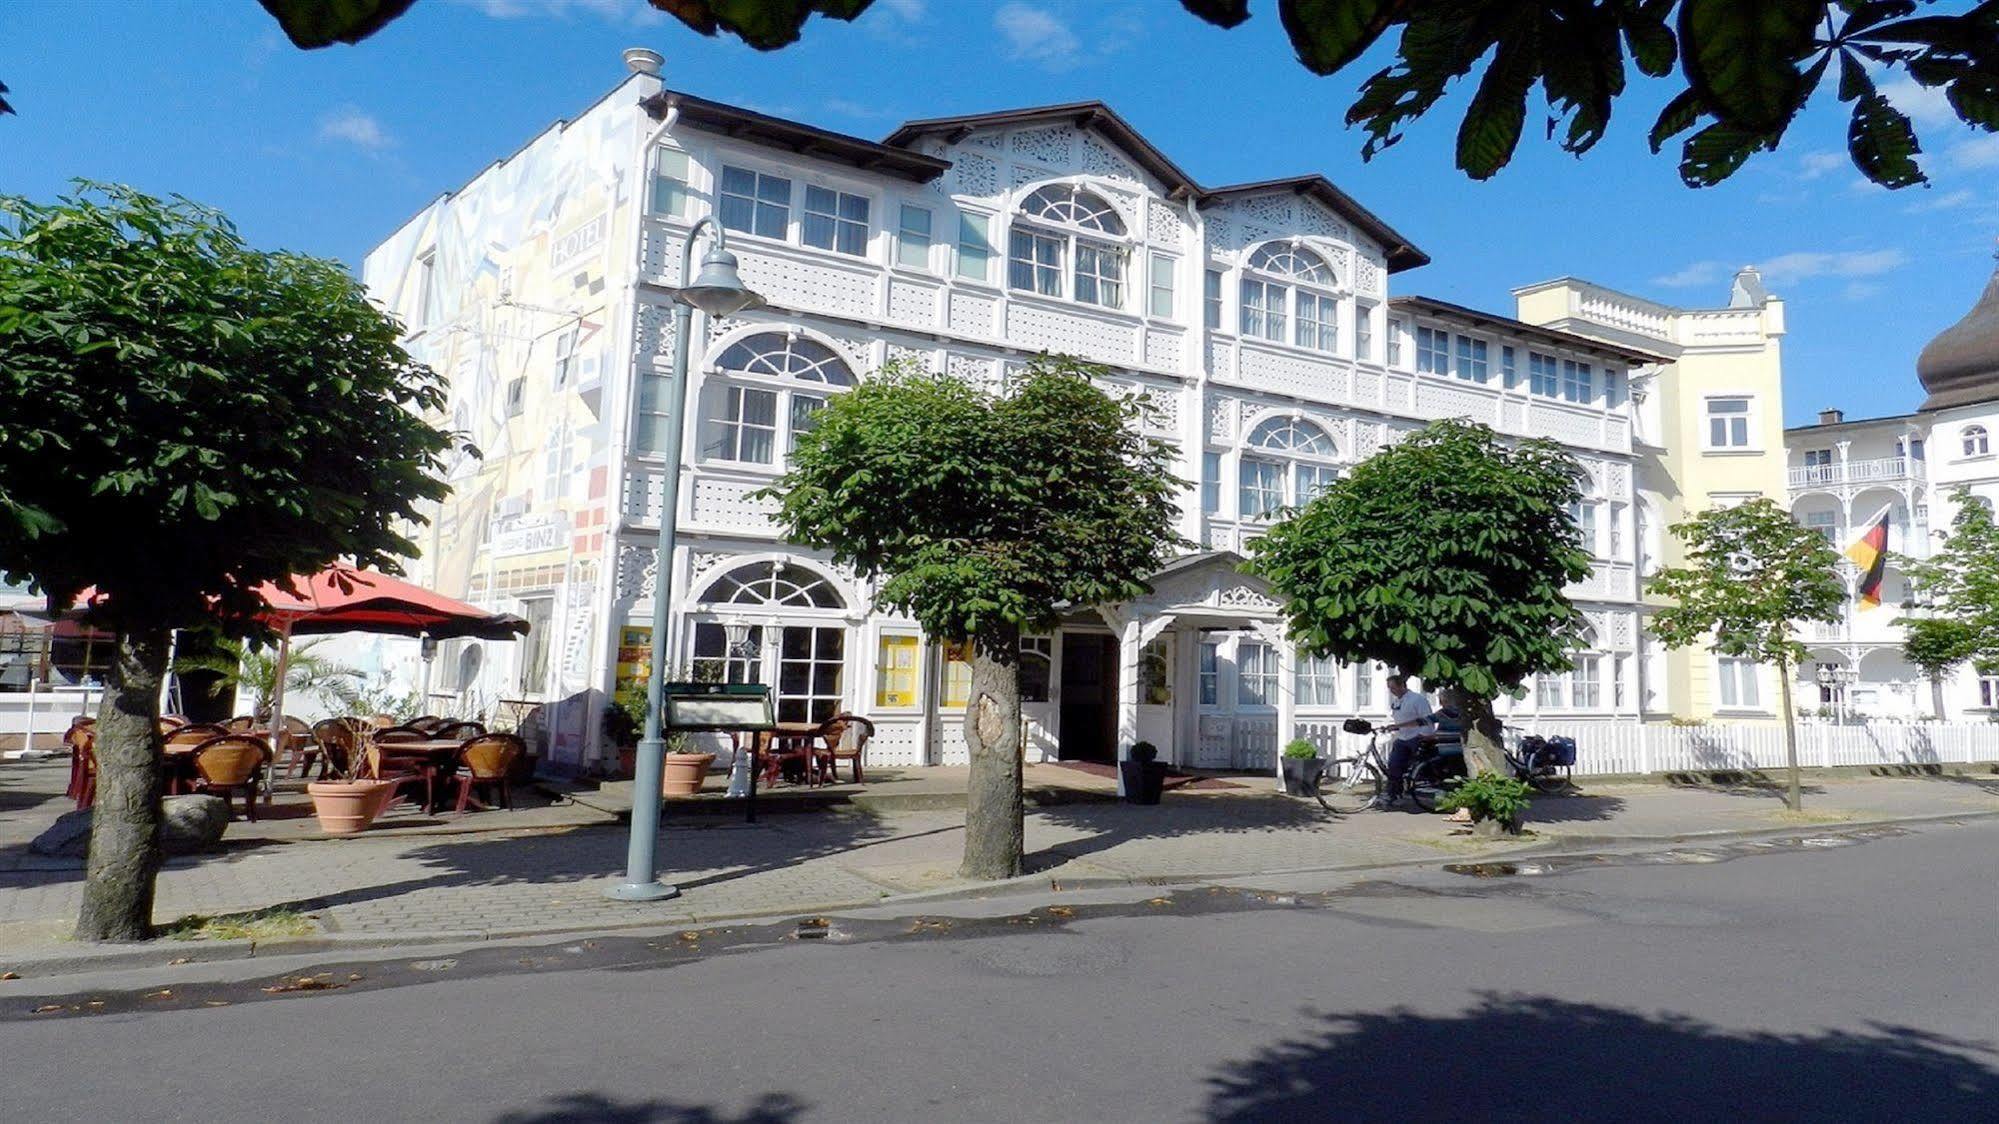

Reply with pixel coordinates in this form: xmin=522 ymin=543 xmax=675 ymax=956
xmin=608 ymin=216 xmax=764 ymax=901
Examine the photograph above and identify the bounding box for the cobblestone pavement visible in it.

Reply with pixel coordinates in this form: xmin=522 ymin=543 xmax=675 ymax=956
xmin=2 ymin=759 xmax=1995 ymax=958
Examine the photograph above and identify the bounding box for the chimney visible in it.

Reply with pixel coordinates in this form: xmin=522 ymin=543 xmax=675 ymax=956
xmin=623 ymin=47 xmax=663 ymax=77
xmin=1818 ymin=408 xmax=1844 ymax=426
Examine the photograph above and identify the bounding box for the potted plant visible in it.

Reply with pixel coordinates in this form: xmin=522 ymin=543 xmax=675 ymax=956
xmin=304 ymin=727 xmax=393 ymax=836
xmin=1120 ymin=741 xmax=1167 ymax=805
xmin=604 ymin=682 xmax=647 ymax=778
xmin=1280 ymin=738 xmax=1324 ymax=796
xmin=1436 ymin=771 xmax=1534 ymax=837
xmin=660 ymin=732 xmax=716 ymax=797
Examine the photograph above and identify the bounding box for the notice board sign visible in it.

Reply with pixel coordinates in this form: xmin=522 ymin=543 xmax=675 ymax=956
xmin=662 ymin=682 xmax=774 ymax=732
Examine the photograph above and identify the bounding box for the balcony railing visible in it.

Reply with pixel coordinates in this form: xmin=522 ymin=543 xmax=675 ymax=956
xmin=1788 ymin=456 xmax=1922 ymax=489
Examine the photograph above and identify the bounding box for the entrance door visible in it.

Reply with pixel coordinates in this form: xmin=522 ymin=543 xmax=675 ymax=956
xmin=1058 ymin=634 xmax=1119 ymax=762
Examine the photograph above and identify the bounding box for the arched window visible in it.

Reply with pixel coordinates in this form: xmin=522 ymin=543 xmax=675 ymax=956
xmin=1238 ymin=417 xmax=1340 ymax=520
xmin=700 ymin=560 xmax=845 ymax=609
xmin=691 ymin=560 xmax=849 ymax=721
xmin=1008 ymin=184 xmax=1127 ymax=309
xmin=1963 ymin=425 xmax=1990 ymax=457
xmin=1240 ymin=242 xmax=1340 ymax=352
xmin=698 ymin=333 xmax=855 ymax=466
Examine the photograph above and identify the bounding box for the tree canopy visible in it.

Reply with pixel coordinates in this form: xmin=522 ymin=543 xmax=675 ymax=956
xmin=1648 ymin=498 xmax=1846 ymax=669
xmin=766 ymin=357 xmax=1184 ymax=647
xmin=243 ymin=0 xmax=1999 ymax=189
xmin=1903 ymin=490 xmax=1999 ymax=670
xmin=1247 ymin=418 xmax=1592 ymax=702
xmin=0 ymin=182 xmax=458 ymax=939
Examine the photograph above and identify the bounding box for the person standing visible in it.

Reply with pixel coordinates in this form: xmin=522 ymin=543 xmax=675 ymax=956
xmin=1372 ymin=674 xmax=1435 ymax=809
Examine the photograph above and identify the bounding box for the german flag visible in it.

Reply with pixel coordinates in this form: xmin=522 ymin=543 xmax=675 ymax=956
xmin=1845 ymin=507 xmax=1891 ymax=609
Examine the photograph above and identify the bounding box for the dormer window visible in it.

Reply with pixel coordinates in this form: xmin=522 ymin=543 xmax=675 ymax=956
xmin=1008 ymin=184 xmax=1128 ymax=310
xmin=1239 ymin=243 xmax=1339 ymax=353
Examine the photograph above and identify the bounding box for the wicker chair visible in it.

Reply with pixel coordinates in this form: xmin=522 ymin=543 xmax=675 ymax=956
xmin=369 ymin=727 xmax=438 ymax=812
xmin=162 ymin=723 xmax=230 ymax=794
xmin=812 ymin=714 xmax=876 ymax=785
xmin=158 ymin=714 xmax=189 ymax=734
xmin=222 ymin=715 xmax=259 ymax=733
xmin=409 ymin=716 xmax=447 ymax=735
xmin=165 ymin=723 xmax=230 ymax=746
xmin=190 ymin=735 xmax=271 ymax=821
xmin=452 ymin=734 xmax=525 ymax=813
xmin=307 ymin=719 xmax=361 ymax=780
xmin=65 ymin=719 xmax=97 ymax=809
xmin=434 ymin=720 xmax=485 ymax=740
xmin=273 ymin=714 xmax=315 ymax=777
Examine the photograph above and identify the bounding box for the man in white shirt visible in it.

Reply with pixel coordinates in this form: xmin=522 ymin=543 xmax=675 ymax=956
xmin=1372 ymin=674 xmax=1435 ymax=809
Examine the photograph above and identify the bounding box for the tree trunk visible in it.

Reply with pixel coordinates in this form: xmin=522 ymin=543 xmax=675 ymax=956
xmin=961 ymin=626 xmax=1023 ymax=881
xmin=75 ymin=628 xmax=169 ymax=942
xmin=1776 ymin=656 xmax=1802 ymax=812
xmin=1458 ymin=692 xmax=1506 ymax=778
xmin=1931 ymin=672 xmax=1947 ymax=722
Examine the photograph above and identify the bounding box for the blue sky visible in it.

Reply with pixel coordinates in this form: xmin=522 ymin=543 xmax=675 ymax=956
xmin=7 ymin=0 xmax=1997 ymax=425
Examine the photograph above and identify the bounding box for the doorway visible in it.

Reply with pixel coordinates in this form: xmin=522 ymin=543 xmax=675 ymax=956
xmin=1058 ymin=633 xmax=1119 ymax=762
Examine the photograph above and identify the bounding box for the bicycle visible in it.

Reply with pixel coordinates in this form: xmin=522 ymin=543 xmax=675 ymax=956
xmin=1315 ymin=718 xmax=1393 ymax=813
xmin=1405 ymin=730 xmax=1574 ymax=812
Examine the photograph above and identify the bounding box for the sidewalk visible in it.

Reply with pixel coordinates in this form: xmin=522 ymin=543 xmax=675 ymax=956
xmin=2 ymin=759 xmax=1995 ymax=973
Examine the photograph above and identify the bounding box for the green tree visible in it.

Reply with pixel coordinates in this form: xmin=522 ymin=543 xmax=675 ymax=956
xmin=1247 ymin=419 xmax=1592 ymax=776
xmin=0 ymin=183 xmax=456 ymax=941
xmin=765 ymin=358 xmax=1184 ymax=880
xmin=174 ymin=635 xmax=364 ymax=722
xmin=1903 ymin=490 xmax=1999 ymax=714
xmin=252 ymin=0 xmax=1999 ymax=189
xmin=1648 ymin=498 xmax=1844 ymax=810
xmin=1900 ymin=616 xmax=1979 ymax=720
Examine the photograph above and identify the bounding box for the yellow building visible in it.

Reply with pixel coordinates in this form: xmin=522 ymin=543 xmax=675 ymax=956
xmin=1514 ymin=270 xmax=1789 ymax=720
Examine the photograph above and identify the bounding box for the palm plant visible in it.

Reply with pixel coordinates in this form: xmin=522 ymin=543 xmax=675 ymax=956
xmin=176 ymin=636 xmax=363 ymax=721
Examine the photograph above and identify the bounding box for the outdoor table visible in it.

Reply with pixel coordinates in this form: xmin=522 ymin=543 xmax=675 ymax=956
xmin=371 ymin=737 xmax=468 ymax=813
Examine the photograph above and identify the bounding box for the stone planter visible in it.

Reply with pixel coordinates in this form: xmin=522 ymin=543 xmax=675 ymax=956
xmin=307 ymin=780 xmax=392 ymax=836
xmin=661 ymin=752 xmax=718 ymax=797
xmin=1119 ymin=759 xmax=1167 ymax=804
xmin=1280 ymin=756 xmax=1324 ymax=796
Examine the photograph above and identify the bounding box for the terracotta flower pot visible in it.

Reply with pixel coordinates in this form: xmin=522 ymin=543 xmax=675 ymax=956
xmin=660 ymin=752 xmax=718 ymax=797
xmin=308 ymin=780 xmax=392 ymax=836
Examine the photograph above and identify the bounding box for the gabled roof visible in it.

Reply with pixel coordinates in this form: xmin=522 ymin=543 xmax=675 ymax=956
xmin=883 ymin=102 xmax=1428 ymax=273
xmin=1390 ymin=296 xmax=1672 ymax=366
xmin=1203 ymin=176 xmax=1428 ymax=273
xmin=884 ymin=101 xmax=1202 ymax=199
xmin=641 ymin=89 xmax=950 ymax=183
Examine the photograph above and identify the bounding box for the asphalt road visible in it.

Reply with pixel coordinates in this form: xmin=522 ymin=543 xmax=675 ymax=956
xmin=3 ymin=820 xmax=1996 ymax=1123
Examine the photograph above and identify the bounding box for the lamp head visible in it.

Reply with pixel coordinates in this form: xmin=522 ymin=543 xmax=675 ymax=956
xmin=679 ymin=246 xmax=765 ymax=316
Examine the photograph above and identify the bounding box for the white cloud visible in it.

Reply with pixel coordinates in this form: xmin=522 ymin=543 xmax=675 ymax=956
xmin=1946 ymin=133 xmax=1999 ymax=171
xmin=1905 ymin=188 xmax=1976 ymax=214
xmin=450 ymin=0 xmax=663 ymax=25
xmin=317 ymin=106 xmax=393 ymax=151
xmin=1653 ymin=249 xmax=1908 ymax=290
xmin=1797 ymin=150 xmax=1846 ymax=181
xmin=1880 ymin=75 xmax=1957 ymax=130
xmin=994 ymin=3 xmax=1080 ymax=69
xmin=878 ymin=0 xmax=926 ymax=18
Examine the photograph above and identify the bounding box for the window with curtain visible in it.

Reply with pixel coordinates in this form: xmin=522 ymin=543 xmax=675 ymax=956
xmin=1008 ymin=184 xmax=1127 ymax=309
xmin=1237 ymin=641 xmax=1278 ymax=706
xmin=802 ymin=185 xmax=869 ymax=256
xmin=696 ymin=333 xmax=855 ymax=466
xmin=1238 ymin=416 xmax=1339 ymax=520
xmin=1240 ymin=243 xmax=1339 ymax=353
xmin=1716 ymin=656 xmax=1760 ymax=708
xmin=1296 ymin=653 xmax=1339 ymax=707
xmin=1199 ymin=641 xmax=1220 ymax=705
xmin=718 ymin=166 xmax=790 ymax=239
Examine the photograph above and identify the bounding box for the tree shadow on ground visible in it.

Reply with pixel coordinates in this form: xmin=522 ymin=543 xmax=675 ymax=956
xmin=1205 ymin=992 xmax=1997 ymax=1122
xmin=492 ymin=1091 xmax=806 ymax=1124
xmin=1663 ymin=771 xmax=1827 ymax=802
xmin=1027 ymin=793 xmax=1358 ymax=870
xmin=1511 ymin=791 xmax=1627 ymax=824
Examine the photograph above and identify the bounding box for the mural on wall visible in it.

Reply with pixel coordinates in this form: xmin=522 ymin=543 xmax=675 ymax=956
xmin=357 ymin=94 xmax=644 ymax=767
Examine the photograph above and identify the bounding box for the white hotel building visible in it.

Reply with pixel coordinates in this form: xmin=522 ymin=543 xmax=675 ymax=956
xmin=352 ymin=51 xmax=1664 ymax=775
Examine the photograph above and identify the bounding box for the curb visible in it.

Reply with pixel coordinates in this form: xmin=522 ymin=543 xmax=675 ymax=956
xmin=5 ymin=807 xmax=1994 ymax=982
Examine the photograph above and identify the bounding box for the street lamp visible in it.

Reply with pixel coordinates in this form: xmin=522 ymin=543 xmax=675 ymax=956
xmin=608 ymin=216 xmax=764 ymax=902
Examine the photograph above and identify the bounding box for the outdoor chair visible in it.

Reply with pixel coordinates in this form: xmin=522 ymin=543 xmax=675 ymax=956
xmin=409 ymin=715 xmax=446 ymax=734
xmin=163 ymin=723 xmax=230 ymax=793
xmin=369 ymin=728 xmax=439 ymax=812
xmin=434 ymin=720 xmax=485 ymax=740
xmin=158 ymin=714 xmax=188 ymax=733
xmin=452 ymin=734 xmax=525 ymax=813
xmin=375 ymin=724 xmax=428 ymax=742
xmin=223 ymin=715 xmax=259 ymax=733
xmin=812 ymin=714 xmax=876 ymax=785
xmin=761 ymin=730 xmax=821 ymax=787
xmin=65 ymin=719 xmax=97 ymax=809
xmin=307 ymin=718 xmax=359 ymax=780
xmin=274 ymin=715 xmax=314 ymax=777
xmin=189 ymin=735 xmax=271 ymax=821
xmin=166 ymin=723 xmax=229 ymax=745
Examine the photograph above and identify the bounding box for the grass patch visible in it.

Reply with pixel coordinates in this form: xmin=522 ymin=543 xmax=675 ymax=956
xmin=1770 ymin=808 xmax=1853 ymax=826
xmin=160 ymin=907 xmax=317 ymax=943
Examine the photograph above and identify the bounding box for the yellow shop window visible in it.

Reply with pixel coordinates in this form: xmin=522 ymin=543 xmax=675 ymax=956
xmin=876 ymin=634 xmax=920 ymax=708
xmin=942 ymin=640 xmax=974 ymax=709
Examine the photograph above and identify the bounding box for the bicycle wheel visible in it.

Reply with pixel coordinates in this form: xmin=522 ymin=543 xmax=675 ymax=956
xmin=1318 ymin=756 xmax=1381 ymax=813
xmin=1406 ymin=757 xmax=1453 ymax=813
xmin=1526 ymin=757 xmax=1572 ymax=794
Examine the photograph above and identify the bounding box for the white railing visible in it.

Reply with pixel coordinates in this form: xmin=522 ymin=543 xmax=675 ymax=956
xmin=1789 ymin=456 xmax=1920 ymax=489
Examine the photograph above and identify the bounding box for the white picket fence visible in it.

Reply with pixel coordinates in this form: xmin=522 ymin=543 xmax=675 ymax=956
xmin=1280 ymin=718 xmax=1999 ymax=777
